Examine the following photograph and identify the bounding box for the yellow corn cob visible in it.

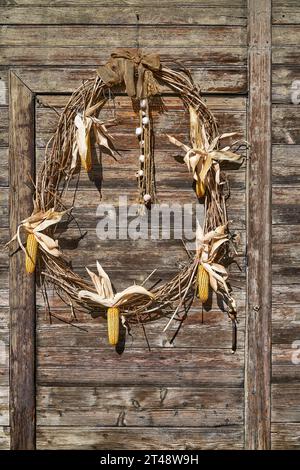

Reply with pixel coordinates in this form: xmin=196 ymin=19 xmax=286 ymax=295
xmin=196 ymin=179 xmax=206 ymax=198
xmin=107 ymin=307 xmax=120 ymax=346
xmin=198 ymin=265 xmax=209 ymax=303
xmin=25 ymin=233 xmax=38 ymax=274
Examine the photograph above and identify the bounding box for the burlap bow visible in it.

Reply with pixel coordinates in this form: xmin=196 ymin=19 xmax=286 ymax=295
xmin=97 ymin=49 xmax=161 ymax=99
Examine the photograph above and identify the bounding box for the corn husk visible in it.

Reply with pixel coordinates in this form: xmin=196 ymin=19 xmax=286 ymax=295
xmin=78 ymin=261 xmax=154 ymax=309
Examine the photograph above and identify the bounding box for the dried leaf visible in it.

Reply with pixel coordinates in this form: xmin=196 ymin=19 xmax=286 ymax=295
xmin=209 ymin=273 xmax=218 ymax=292
xmin=113 ymin=285 xmax=154 ymax=307
xmin=34 ymin=232 xmax=60 ymax=257
xmin=33 ymin=209 xmax=67 ymax=233
xmin=210 ymin=237 xmax=228 ymax=257
xmin=93 ymin=125 xmax=117 ymax=157
xmin=199 ymin=154 xmax=212 ymax=182
xmin=71 ymin=140 xmax=79 ymax=170
xmin=210 ymin=262 xmax=228 ymax=277
xmin=201 ymin=124 xmax=209 ymax=151
xmin=78 ymin=290 xmax=112 ymax=307
xmin=96 ymin=261 xmax=114 ymax=299
xmin=74 ymin=114 xmax=93 ymax=171
xmin=166 ymin=134 xmax=190 ymax=152
xmin=210 ymin=150 xmax=243 ymax=163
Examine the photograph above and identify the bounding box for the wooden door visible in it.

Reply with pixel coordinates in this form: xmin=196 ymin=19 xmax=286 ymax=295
xmin=1 ymin=0 xmax=298 ymax=450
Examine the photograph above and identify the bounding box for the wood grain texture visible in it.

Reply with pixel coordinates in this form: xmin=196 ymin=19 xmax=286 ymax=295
xmin=0 ymin=387 xmax=9 ymax=426
xmin=272 ymin=385 xmax=300 ymax=422
xmin=272 ymin=66 xmax=300 ymax=104
xmin=272 ymin=423 xmax=300 ymax=450
xmin=9 ymin=72 xmax=36 ymax=450
xmin=0 ymin=0 xmax=246 ymax=4
xmin=37 ymin=348 xmax=244 ymax=388
xmin=272 ymin=146 xmax=300 ymax=186
xmin=36 ymin=386 xmax=243 ymax=427
xmin=0 ymin=26 xmax=247 ymax=47
xmin=0 ymin=68 xmax=248 ymax=106
xmin=0 ymin=46 xmax=247 ymax=67
xmin=272 ymin=1 xmax=300 ymax=24
xmin=272 ymin=106 xmax=300 ymax=144
xmin=0 ymin=426 xmax=10 ymax=449
xmin=273 ymin=22 xmax=300 ymax=64
xmin=245 ymin=0 xmax=272 ymax=450
xmin=36 ymin=425 xmax=243 ymax=450
xmin=0 ymin=5 xmax=247 ymax=25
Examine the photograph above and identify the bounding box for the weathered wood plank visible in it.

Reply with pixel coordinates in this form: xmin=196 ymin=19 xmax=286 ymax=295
xmin=273 ymin=344 xmax=300 ymax=385
xmin=0 ymin=26 xmax=247 ymax=47
xmin=273 ymin=325 xmax=300 ymax=346
xmin=273 ymin=242 xmax=300 ymax=268
xmin=9 ymin=72 xmax=35 ymax=449
xmin=273 ymin=285 xmax=300 ymax=305
xmin=37 ymin=348 xmax=244 ymax=387
xmin=0 ymin=5 xmax=247 ymax=25
xmin=273 ymin=24 xmax=300 ymax=64
xmin=0 ymin=46 xmax=247 ymax=67
xmin=272 ymin=66 xmax=300 ymax=104
xmin=272 ymin=106 xmax=300 ymax=144
xmin=273 ymin=187 xmax=300 ymax=224
xmin=272 ymin=304 xmax=300 ymax=323
xmin=36 ymin=425 xmax=243 ymax=450
xmin=0 ymin=0 xmax=247 ymax=5
xmin=37 ymin=347 xmax=244 ymax=369
xmin=0 ymin=149 xmax=8 ymax=187
xmin=0 ymin=387 xmax=9 ymax=426
xmin=38 ymin=367 xmax=244 ymax=387
xmin=36 ymin=303 xmax=246 ymax=326
xmin=0 ymin=68 xmax=248 ymax=105
xmin=273 ymin=25 xmax=300 ymax=45
xmin=0 ymin=426 xmax=9 ymax=450
xmin=272 ymin=145 xmax=300 ymax=186
xmin=272 ymin=423 xmax=300 ymax=450
xmin=245 ymin=0 xmax=272 ymax=450
xmin=273 ymin=225 xmax=300 ymax=244
xmin=37 ymin=94 xmax=248 ymax=109
xmin=36 ymin=386 xmax=243 ymax=427
xmin=273 ymin=2 xmax=300 ymax=24
xmin=37 ymin=322 xmax=245 ymax=350
xmin=273 ymin=48 xmax=300 ymax=66
xmin=272 ymin=385 xmax=300 ymax=422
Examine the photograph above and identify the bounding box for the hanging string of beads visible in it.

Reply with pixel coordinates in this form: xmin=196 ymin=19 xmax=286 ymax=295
xmin=136 ymin=98 xmax=155 ymax=207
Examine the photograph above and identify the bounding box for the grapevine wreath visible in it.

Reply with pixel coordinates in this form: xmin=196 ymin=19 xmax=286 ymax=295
xmin=8 ymin=49 xmax=246 ymax=350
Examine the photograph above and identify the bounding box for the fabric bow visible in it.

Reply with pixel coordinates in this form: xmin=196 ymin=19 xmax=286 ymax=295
xmin=97 ymin=48 xmax=161 ymax=99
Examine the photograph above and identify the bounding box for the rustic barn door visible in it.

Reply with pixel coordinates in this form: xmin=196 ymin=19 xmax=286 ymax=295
xmin=4 ymin=0 xmax=295 ymax=450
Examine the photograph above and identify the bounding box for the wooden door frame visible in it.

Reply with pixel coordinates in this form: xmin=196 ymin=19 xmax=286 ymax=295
xmin=9 ymin=0 xmax=272 ymax=449
xmin=245 ymin=0 xmax=272 ymax=450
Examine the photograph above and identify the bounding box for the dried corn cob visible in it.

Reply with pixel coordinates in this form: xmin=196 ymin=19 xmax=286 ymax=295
xmin=198 ymin=265 xmax=209 ymax=303
xmin=107 ymin=307 xmax=120 ymax=346
xmin=25 ymin=233 xmax=38 ymax=274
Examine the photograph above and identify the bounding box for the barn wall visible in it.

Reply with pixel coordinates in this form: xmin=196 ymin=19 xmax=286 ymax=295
xmin=0 ymin=0 xmax=298 ymax=450
xmin=0 ymin=0 xmax=247 ymax=450
xmin=271 ymin=1 xmax=300 ymax=449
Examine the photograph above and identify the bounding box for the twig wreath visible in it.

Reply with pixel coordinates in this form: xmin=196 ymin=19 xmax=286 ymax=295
xmin=8 ymin=49 xmax=245 ymax=350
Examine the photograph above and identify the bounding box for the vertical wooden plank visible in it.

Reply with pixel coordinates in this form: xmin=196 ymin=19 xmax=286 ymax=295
xmin=245 ymin=0 xmax=272 ymax=450
xmin=9 ymin=72 xmax=36 ymax=450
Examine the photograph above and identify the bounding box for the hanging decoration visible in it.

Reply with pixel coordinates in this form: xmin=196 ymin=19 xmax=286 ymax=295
xmin=6 ymin=49 xmax=246 ymax=351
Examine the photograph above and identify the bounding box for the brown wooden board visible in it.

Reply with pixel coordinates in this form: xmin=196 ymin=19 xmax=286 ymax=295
xmin=3 ymin=0 xmax=298 ymax=451
xmin=245 ymin=0 xmax=272 ymax=450
xmin=9 ymin=73 xmax=36 ymax=449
